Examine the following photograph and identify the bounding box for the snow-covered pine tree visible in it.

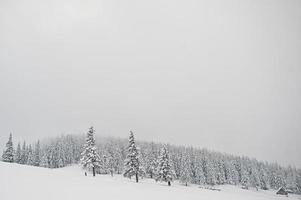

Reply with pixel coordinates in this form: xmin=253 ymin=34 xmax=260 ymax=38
xmin=215 ymin=158 xmax=226 ymax=185
xmin=170 ymin=148 xmax=183 ymax=179
xmin=274 ymin=167 xmax=286 ymax=189
xmin=98 ymin=154 xmax=110 ymax=174
xmin=145 ymin=142 xmax=158 ymax=179
xmin=156 ymin=146 xmax=175 ymax=186
xmin=27 ymin=144 xmax=35 ymax=165
xmin=286 ymin=166 xmax=298 ymax=192
xmin=34 ymin=140 xmax=41 ymax=166
xmin=106 ymin=155 xmax=115 ymax=176
xmin=80 ymin=127 xmax=101 ymax=176
xmin=196 ymin=164 xmax=206 ymax=185
xmin=15 ymin=142 xmax=21 ymax=164
xmin=193 ymin=151 xmax=206 ymax=185
xmin=104 ymin=141 xmax=118 ymax=176
xmin=123 ymin=131 xmax=144 ymax=183
xmin=203 ymin=154 xmax=216 ymax=185
xmin=20 ymin=141 xmax=27 ymax=164
xmin=249 ymin=163 xmax=260 ymax=189
xmin=240 ymin=164 xmax=250 ymax=189
xmin=2 ymin=133 xmax=14 ymax=162
xmin=179 ymin=152 xmax=191 ymax=186
xmin=114 ymin=141 xmax=125 ymax=174
xmin=224 ymin=160 xmax=233 ymax=184
xmin=226 ymin=160 xmax=239 ymax=185
xmin=188 ymin=150 xmax=199 ymax=185
xmin=40 ymin=152 xmax=49 ymax=168
xmin=258 ymin=165 xmax=270 ymax=190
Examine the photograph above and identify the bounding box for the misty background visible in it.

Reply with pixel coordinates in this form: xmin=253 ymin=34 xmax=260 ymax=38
xmin=0 ymin=0 xmax=300 ymax=167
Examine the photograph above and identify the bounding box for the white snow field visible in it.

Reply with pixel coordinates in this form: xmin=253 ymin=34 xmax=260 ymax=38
xmin=1 ymin=162 xmax=300 ymax=200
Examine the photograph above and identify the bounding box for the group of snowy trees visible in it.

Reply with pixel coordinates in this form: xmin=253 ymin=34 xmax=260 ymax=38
xmin=2 ymin=133 xmax=41 ymax=166
xmin=80 ymin=128 xmax=175 ymax=186
xmin=2 ymin=130 xmax=301 ymax=192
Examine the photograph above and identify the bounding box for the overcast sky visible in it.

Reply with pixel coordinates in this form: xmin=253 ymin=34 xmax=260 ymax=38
xmin=0 ymin=0 xmax=300 ymax=167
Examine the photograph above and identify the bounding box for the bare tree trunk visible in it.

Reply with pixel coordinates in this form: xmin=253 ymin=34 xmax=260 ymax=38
xmin=135 ymin=173 xmax=139 ymax=183
xmin=168 ymin=181 xmax=171 ymax=186
xmin=92 ymin=167 xmax=95 ymax=177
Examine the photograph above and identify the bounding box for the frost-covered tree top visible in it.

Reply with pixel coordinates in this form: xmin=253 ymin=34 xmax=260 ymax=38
xmin=2 ymin=133 xmax=14 ymax=163
xmin=80 ymin=127 xmax=101 ymax=171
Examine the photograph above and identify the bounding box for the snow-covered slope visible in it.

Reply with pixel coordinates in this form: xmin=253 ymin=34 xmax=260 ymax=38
xmin=0 ymin=162 xmax=300 ymax=200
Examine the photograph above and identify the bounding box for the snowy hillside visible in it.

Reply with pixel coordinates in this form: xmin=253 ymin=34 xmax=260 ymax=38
xmin=1 ymin=162 xmax=300 ymax=200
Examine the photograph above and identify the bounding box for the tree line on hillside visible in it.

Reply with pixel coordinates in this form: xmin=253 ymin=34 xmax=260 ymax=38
xmin=2 ymin=129 xmax=301 ymax=193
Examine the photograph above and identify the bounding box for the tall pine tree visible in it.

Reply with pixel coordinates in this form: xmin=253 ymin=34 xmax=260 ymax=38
xmin=156 ymin=146 xmax=175 ymax=186
xmin=34 ymin=140 xmax=41 ymax=166
xmin=145 ymin=142 xmax=158 ymax=179
xmin=27 ymin=144 xmax=35 ymax=165
xmin=123 ymin=131 xmax=144 ymax=183
xmin=15 ymin=142 xmax=21 ymax=164
xmin=80 ymin=127 xmax=101 ymax=176
xmin=20 ymin=141 xmax=27 ymax=164
xmin=179 ymin=153 xmax=191 ymax=186
xmin=2 ymin=133 xmax=14 ymax=163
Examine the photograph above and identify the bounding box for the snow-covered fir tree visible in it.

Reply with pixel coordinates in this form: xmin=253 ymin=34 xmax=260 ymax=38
xmin=123 ymin=131 xmax=145 ymax=183
xmin=145 ymin=142 xmax=158 ymax=179
xmin=170 ymin=147 xmax=183 ymax=180
xmin=98 ymin=154 xmax=112 ymax=174
xmin=249 ymin=163 xmax=260 ymax=189
xmin=286 ymin=166 xmax=298 ymax=191
xmin=274 ymin=167 xmax=286 ymax=189
xmin=203 ymin=154 xmax=216 ymax=185
xmin=106 ymin=155 xmax=115 ymax=176
xmin=156 ymin=146 xmax=175 ymax=186
xmin=2 ymin=133 xmax=14 ymax=163
xmin=215 ymin=158 xmax=226 ymax=185
xmin=20 ymin=141 xmax=27 ymax=164
xmin=27 ymin=144 xmax=35 ymax=165
xmin=179 ymin=152 xmax=191 ymax=186
xmin=226 ymin=159 xmax=239 ymax=185
xmin=15 ymin=142 xmax=21 ymax=164
xmin=40 ymin=152 xmax=49 ymax=168
xmin=80 ymin=127 xmax=101 ymax=176
xmin=34 ymin=140 xmax=41 ymax=166
xmin=258 ymin=165 xmax=270 ymax=190
xmin=196 ymin=164 xmax=206 ymax=185
xmin=241 ymin=164 xmax=250 ymax=189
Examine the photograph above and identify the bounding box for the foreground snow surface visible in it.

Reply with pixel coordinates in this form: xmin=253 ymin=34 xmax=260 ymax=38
xmin=1 ymin=162 xmax=300 ymax=200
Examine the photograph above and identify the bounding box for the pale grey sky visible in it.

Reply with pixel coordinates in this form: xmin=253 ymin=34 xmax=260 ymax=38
xmin=0 ymin=0 xmax=301 ymax=167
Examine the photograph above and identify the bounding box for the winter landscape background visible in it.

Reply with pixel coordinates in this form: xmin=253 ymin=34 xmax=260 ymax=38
xmin=1 ymin=0 xmax=301 ymax=199
xmin=2 ymin=129 xmax=301 ymax=190
xmin=1 ymin=129 xmax=301 ymax=200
